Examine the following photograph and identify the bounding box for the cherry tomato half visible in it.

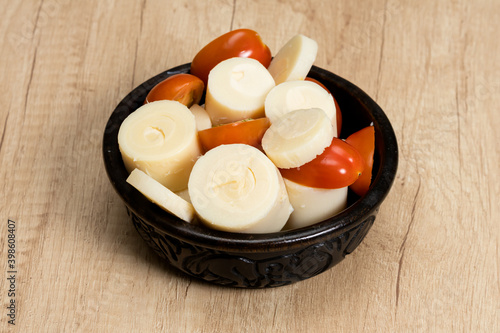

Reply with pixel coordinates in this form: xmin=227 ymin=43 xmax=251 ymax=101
xmin=345 ymin=126 xmax=375 ymax=196
xmin=305 ymin=77 xmax=342 ymax=136
xmin=198 ymin=118 xmax=271 ymax=153
xmin=279 ymin=137 xmax=364 ymax=189
xmin=190 ymin=29 xmax=272 ymax=85
xmin=145 ymin=74 xmax=204 ymax=108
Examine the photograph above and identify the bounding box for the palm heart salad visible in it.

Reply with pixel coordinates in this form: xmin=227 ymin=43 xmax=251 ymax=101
xmin=118 ymin=29 xmax=375 ymax=233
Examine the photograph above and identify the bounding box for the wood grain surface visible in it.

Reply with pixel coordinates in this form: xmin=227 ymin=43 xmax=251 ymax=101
xmin=1 ymin=0 xmax=498 ymax=332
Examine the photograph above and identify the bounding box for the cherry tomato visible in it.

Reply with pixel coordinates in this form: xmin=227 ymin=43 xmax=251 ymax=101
xmin=145 ymin=74 xmax=204 ymax=107
xmin=305 ymin=77 xmax=342 ymax=137
xmin=198 ymin=118 xmax=271 ymax=153
xmin=279 ymin=137 xmax=364 ymax=189
xmin=345 ymin=126 xmax=375 ymax=196
xmin=190 ymin=29 xmax=272 ymax=85
xmin=305 ymin=77 xmax=328 ymax=92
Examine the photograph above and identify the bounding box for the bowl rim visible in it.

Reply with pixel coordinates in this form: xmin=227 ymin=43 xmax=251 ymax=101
xmin=102 ymin=63 xmax=398 ymax=253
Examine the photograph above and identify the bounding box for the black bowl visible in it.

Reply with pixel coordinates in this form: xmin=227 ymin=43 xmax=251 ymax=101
xmin=102 ymin=63 xmax=398 ymax=288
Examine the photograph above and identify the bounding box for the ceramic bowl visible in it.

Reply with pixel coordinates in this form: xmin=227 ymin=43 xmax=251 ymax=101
xmin=102 ymin=63 xmax=398 ymax=288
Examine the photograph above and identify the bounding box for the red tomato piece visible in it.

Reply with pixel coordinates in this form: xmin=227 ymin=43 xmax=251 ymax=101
xmin=345 ymin=126 xmax=375 ymax=196
xmin=305 ymin=77 xmax=342 ymax=136
xmin=198 ymin=118 xmax=271 ymax=153
xmin=190 ymin=29 xmax=272 ymax=85
xmin=145 ymin=74 xmax=204 ymax=107
xmin=304 ymin=77 xmax=328 ymax=92
xmin=279 ymin=137 xmax=364 ymax=189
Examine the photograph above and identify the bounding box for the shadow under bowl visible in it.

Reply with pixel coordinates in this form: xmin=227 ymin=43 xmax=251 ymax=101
xmin=102 ymin=63 xmax=398 ymax=288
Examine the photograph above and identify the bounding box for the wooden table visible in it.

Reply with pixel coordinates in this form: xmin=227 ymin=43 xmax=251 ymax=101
xmin=1 ymin=1 xmax=498 ymax=331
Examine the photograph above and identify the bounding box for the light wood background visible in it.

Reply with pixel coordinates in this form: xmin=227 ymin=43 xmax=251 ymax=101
xmin=1 ymin=0 xmax=498 ymax=332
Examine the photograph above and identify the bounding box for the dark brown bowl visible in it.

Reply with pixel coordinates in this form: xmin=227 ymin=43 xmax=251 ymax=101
xmin=102 ymin=63 xmax=398 ymax=288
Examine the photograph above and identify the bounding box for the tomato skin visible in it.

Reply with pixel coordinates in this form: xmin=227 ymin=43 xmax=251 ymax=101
xmin=279 ymin=137 xmax=364 ymax=189
xmin=305 ymin=77 xmax=328 ymax=91
xmin=198 ymin=118 xmax=271 ymax=153
xmin=345 ymin=126 xmax=375 ymax=196
xmin=190 ymin=29 xmax=272 ymax=85
xmin=305 ymin=77 xmax=342 ymax=136
xmin=145 ymin=74 xmax=204 ymax=107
